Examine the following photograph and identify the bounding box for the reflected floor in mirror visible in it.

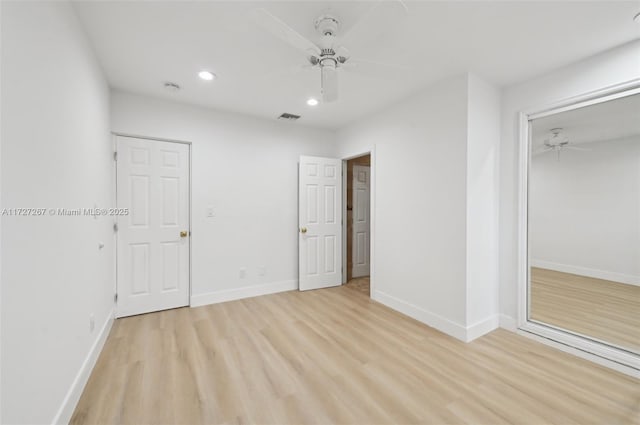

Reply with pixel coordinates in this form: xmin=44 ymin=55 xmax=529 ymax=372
xmin=530 ymin=267 xmax=640 ymax=353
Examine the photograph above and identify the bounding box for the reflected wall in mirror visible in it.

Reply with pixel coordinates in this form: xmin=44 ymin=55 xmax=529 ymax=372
xmin=528 ymin=93 xmax=640 ymax=354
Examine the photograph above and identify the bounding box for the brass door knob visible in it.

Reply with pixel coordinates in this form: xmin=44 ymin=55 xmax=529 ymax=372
xmin=180 ymin=231 xmax=188 ymax=238
xmin=300 ymin=227 xmax=307 ymax=234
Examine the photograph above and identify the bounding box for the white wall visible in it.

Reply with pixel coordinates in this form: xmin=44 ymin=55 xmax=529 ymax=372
xmin=1 ymin=2 xmax=114 ymax=424
xmin=499 ymin=40 xmax=640 ymax=324
xmin=530 ymin=136 xmax=640 ymax=285
xmin=0 ymin=0 xmax=3 ymax=420
xmin=110 ymin=92 xmax=337 ymax=303
xmin=466 ymin=74 xmax=501 ymax=333
xmin=337 ymin=74 xmax=500 ymax=340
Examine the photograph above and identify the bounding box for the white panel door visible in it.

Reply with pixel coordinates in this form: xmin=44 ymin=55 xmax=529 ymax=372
xmin=116 ymin=136 xmax=190 ymax=317
xmin=299 ymin=156 xmax=342 ymax=291
xmin=352 ymin=165 xmax=370 ymax=277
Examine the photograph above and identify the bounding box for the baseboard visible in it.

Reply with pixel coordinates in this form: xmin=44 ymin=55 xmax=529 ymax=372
xmin=499 ymin=314 xmax=517 ymax=331
xmin=190 ymin=279 xmax=298 ymax=307
xmin=531 ymin=259 xmax=640 ymax=286
xmin=373 ymin=290 xmax=468 ymax=341
xmin=52 ymin=309 xmax=114 ymax=425
xmin=466 ymin=315 xmax=500 ymax=342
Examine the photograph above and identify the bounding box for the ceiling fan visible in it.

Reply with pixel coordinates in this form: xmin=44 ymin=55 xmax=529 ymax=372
xmin=250 ymin=1 xmax=409 ymax=103
xmin=539 ymin=128 xmax=590 ymax=160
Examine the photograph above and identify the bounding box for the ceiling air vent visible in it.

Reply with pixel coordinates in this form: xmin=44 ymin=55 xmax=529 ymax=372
xmin=278 ymin=113 xmax=301 ymax=121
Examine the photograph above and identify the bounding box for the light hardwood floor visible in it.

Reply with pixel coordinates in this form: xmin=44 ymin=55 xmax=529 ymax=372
xmin=531 ymin=267 xmax=640 ymax=353
xmin=72 ymin=285 xmax=639 ymax=425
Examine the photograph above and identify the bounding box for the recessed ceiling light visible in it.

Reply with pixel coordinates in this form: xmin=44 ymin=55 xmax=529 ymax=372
xmin=306 ymin=98 xmax=319 ymax=106
xmin=164 ymin=82 xmax=181 ymax=91
xmin=198 ymin=71 xmax=216 ymax=81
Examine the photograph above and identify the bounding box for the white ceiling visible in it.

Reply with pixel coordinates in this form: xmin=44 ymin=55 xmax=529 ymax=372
xmin=72 ymin=1 xmax=640 ymax=129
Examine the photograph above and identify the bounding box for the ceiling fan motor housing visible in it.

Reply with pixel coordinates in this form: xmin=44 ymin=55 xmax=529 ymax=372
xmin=315 ymin=15 xmax=340 ymax=37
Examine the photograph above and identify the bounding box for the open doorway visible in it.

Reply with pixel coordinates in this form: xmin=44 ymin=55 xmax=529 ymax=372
xmin=344 ymin=154 xmax=371 ymax=296
xmin=298 ymin=154 xmax=373 ymax=294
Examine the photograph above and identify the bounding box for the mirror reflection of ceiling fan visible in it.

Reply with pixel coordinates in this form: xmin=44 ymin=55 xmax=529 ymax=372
xmin=250 ymin=0 xmax=410 ymax=103
xmin=540 ymin=128 xmax=590 ymax=160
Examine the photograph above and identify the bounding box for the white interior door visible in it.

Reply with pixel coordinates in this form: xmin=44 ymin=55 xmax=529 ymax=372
xmin=116 ymin=136 xmax=190 ymax=317
xmin=299 ymin=156 xmax=342 ymax=291
xmin=352 ymin=165 xmax=371 ymax=277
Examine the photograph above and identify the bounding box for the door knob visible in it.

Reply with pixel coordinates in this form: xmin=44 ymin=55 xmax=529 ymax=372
xmin=300 ymin=227 xmax=307 ymax=234
xmin=180 ymin=231 xmax=188 ymax=238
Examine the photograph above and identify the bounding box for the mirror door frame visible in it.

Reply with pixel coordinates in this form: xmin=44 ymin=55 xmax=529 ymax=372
xmin=516 ymin=78 xmax=640 ymax=373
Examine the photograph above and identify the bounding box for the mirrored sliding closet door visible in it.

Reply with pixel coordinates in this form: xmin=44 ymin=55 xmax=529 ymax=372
xmin=526 ymin=90 xmax=640 ymax=361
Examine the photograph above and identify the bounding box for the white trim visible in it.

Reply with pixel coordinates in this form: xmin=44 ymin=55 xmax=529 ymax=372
xmin=111 ymin=134 xmax=118 ymax=313
xmin=531 ymin=259 xmax=640 ymax=287
xmin=521 ymin=78 xmax=640 ymax=119
xmin=466 ymin=315 xmax=500 ymax=342
xmin=340 ymin=147 xmax=376 ymax=298
xmin=521 ymin=320 xmax=640 ymax=367
xmin=188 ymin=140 xmax=193 ymax=306
xmin=370 ymin=146 xmax=376 ymax=298
xmin=517 ymin=328 xmax=640 ymax=378
xmin=374 ymin=290 xmax=498 ymax=342
xmin=190 ymin=279 xmax=298 ymax=307
xmin=517 ymin=110 xmax=530 ymax=330
xmin=52 ymin=310 xmax=115 ymax=425
xmin=111 ymin=131 xmax=193 ymax=146
xmin=517 ymin=79 xmax=640 ymax=371
xmin=341 ymin=160 xmax=348 ymax=285
xmin=499 ymin=314 xmax=517 ymax=331
xmin=374 ymin=290 xmax=468 ymax=341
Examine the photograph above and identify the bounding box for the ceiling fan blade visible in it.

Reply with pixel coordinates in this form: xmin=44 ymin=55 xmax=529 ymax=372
xmin=532 ymin=146 xmax=553 ymax=155
xmin=341 ymin=57 xmax=411 ymax=80
xmin=340 ymin=0 xmax=408 ymax=49
xmin=321 ymin=65 xmax=339 ymax=103
xmin=251 ymin=8 xmax=321 ymax=56
xmin=565 ymin=146 xmax=591 ymax=151
xmin=335 ymin=45 xmax=351 ymax=59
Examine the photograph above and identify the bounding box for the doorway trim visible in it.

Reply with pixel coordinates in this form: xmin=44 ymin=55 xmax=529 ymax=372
xmin=112 ymin=132 xmax=193 ymax=314
xmin=341 ymin=147 xmax=375 ymax=298
xmin=515 ymin=80 xmax=640 ymax=374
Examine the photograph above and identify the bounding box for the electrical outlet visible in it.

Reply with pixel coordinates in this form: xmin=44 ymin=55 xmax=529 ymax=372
xmin=239 ymin=267 xmax=247 ymax=279
xmin=89 ymin=314 xmax=95 ymax=333
xmin=206 ymin=206 xmax=215 ymax=217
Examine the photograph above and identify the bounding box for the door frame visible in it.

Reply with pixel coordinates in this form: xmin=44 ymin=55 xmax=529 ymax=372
xmin=341 ymin=147 xmax=375 ymax=298
xmin=112 ymin=132 xmax=193 ymax=314
xmin=515 ymin=80 xmax=640 ymax=375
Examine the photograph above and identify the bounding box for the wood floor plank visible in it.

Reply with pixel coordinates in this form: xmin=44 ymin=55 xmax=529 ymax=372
xmin=72 ymin=286 xmax=640 ymax=425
